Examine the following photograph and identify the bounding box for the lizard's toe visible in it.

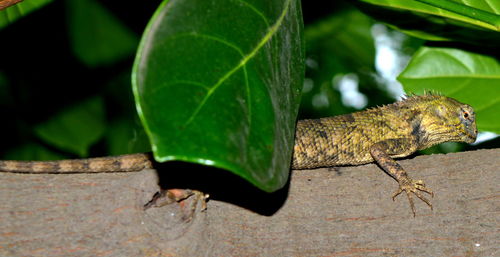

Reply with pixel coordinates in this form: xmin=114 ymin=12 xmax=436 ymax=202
xmin=393 ymin=178 xmax=433 ymax=216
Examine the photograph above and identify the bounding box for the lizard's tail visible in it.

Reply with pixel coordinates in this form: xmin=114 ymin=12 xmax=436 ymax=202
xmin=0 ymin=153 xmax=153 ymax=173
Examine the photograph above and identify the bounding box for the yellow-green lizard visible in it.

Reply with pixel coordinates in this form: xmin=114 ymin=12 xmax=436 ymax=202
xmin=292 ymin=93 xmax=477 ymax=215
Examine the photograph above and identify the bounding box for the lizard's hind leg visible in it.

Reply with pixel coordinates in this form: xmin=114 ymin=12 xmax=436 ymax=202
xmin=144 ymin=189 xmax=208 ymax=221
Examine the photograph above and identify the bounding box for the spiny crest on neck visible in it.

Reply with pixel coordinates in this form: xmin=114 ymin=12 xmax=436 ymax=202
xmin=366 ymin=91 xmax=444 ymax=112
xmin=401 ymin=90 xmax=442 ymax=100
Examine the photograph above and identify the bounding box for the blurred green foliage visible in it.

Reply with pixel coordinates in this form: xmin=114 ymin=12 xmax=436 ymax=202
xmin=66 ymin=0 xmax=139 ymax=67
xmin=0 ymin=0 xmax=155 ymax=160
xmin=354 ymin=0 xmax=500 ymax=45
xmin=300 ymin=6 xmax=396 ymax=119
xmin=33 ymin=96 xmax=106 ymax=157
xmin=0 ymin=0 xmax=53 ymax=28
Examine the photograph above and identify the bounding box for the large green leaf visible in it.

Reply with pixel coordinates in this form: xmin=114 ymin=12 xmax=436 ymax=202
xmin=132 ymin=0 xmax=304 ymax=192
xmin=398 ymin=46 xmax=500 ymax=133
xmin=0 ymin=0 xmax=53 ymax=29
xmin=354 ymin=0 xmax=500 ymax=45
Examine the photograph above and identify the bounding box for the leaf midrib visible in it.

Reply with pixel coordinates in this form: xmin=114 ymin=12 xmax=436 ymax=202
xmin=182 ymin=0 xmax=292 ymax=128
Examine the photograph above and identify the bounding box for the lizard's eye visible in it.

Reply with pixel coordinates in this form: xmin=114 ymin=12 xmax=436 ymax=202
xmin=463 ymin=111 xmax=469 ymax=119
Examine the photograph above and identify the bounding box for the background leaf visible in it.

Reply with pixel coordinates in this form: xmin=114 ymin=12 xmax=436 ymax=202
xmin=34 ymin=97 xmax=106 ymax=157
xmin=353 ymin=0 xmax=500 ymax=45
xmin=105 ymin=118 xmax=150 ymax=156
xmin=398 ymin=46 xmax=500 ymax=133
xmin=0 ymin=0 xmax=53 ymax=29
xmin=0 ymin=0 xmax=155 ymax=161
xmin=65 ymin=0 xmax=139 ymax=67
xmin=133 ymin=0 xmax=304 ymax=192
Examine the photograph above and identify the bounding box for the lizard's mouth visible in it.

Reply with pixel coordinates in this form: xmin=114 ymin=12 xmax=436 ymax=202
xmin=465 ymin=135 xmax=476 ymax=144
xmin=464 ymin=126 xmax=477 ymax=144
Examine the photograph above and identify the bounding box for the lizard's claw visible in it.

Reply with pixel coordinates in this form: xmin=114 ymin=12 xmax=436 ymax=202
xmin=392 ymin=178 xmax=434 ymax=217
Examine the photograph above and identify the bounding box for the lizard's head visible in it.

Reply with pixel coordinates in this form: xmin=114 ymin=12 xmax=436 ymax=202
xmin=415 ymin=96 xmax=477 ymax=149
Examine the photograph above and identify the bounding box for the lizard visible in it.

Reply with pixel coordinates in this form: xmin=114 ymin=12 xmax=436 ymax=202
xmin=292 ymin=93 xmax=477 ymax=216
xmin=0 ymin=94 xmax=477 ymax=216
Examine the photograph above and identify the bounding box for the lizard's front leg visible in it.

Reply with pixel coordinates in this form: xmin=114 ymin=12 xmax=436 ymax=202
xmin=370 ymin=139 xmax=433 ymax=216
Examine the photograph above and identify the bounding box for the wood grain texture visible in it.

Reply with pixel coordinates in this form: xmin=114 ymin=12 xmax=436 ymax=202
xmin=0 ymin=148 xmax=498 ymax=256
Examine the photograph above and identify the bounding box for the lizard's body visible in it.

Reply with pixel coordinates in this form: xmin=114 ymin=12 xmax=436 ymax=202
xmin=292 ymin=94 xmax=476 ymax=169
xmin=0 ymin=94 xmax=477 ymax=215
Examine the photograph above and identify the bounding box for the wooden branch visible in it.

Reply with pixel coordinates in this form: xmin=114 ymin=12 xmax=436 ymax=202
xmin=0 ymin=148 xmax=498 ymax=256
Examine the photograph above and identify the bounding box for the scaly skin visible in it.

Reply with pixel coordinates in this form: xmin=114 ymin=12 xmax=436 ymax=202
xmin=0 ymin=94 xmax=477 ymax=215
xmin=0 ymin=153 xmax=153 ymax=173
xmin=292 ymin=94 xmax=477 ymax=215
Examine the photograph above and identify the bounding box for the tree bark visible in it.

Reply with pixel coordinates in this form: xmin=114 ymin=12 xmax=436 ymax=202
xmin=1 ymin=148 xmax=498 ymax=257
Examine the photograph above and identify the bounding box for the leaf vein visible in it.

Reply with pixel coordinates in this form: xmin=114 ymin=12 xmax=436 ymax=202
xmin=235 ymin=0 xmax=270 ymax=27
xmin=182 ymin=0 xmax=292 ymax=128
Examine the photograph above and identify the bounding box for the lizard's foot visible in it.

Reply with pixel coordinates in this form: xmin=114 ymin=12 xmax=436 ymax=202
xmin=144 ymin=189 xmax=209 ymax=221
xmin=392 ymin=177 xmax=434 ymax=217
